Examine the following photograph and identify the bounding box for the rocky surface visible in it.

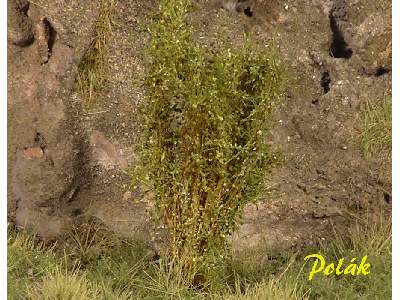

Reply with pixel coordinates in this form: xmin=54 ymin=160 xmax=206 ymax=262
xmin=8 ymin=0 xmax=99 ymax=237
xmin=8 ymin=0 xmax=391 ymax=251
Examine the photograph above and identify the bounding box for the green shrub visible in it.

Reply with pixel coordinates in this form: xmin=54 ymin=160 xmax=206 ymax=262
xmin=131 ymin=0 xmax=283 ymax=272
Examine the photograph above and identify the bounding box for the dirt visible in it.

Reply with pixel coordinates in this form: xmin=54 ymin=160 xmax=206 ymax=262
xmin=7 ymin=0 xmax=100 ymax=237
xmin=8 ymin=0 xmax=391 ymax=251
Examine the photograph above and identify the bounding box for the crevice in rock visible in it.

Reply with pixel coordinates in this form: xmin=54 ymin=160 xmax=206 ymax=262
xmin=62 ymin=139 xmax=91 ymax=206
xmin=34 ymin=132 xmax=47 ymax=151
xmin=375 ymin=67 xmax=390 ymax=77
xmin=236 ymin=0 xmax=254 ymax=17
xmin=18 ymin=0 xmax=30 ymax=13
xmin=221 ymin=0 xmax=253 ymax=17
xmin=329 ymin=14 xmax=352 ymax=59
xmin=243 ymin=6 xmax=253 ymax=17
xmin=61 ymin=185 xmax=80 ymax=203
xmin=37 ymin=17 xmax=57 ymax=64
xmin=72 ymin=208 xmax=83 ymax=216
xmin=320 ymin=70 xmax=331 ymax=93
xmin=383 ymin=192 xmax=391 ymax=204
xmin=44 ymin=18 xmax=57 ymax=54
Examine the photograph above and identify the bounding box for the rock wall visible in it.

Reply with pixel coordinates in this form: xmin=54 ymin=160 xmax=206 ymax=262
xmin=7 ymin=0 xmax=99 ymax=238
xmin=7 ymin=0 xmax=391 ymax=250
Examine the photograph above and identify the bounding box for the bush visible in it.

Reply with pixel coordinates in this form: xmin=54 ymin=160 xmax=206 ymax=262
xmin=131 ymin=0 xmax=283 ymax=273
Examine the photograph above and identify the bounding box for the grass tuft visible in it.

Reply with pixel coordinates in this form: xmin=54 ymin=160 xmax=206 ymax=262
xmin=77 ymin=0 xmax=116 ymax=105
xmin=358 ymin=96 xmax=391 ymax=158
xmin=26 ymin=268 xmax=99 ymax=300
xmin=8 ymin=212 xmax=391 ymax=299
xmin=7 ymin=228 xmax=59 ymax=299
xmin=301 ymin=213 xmax=392 ymax=300
xmin=223 ymin=279 xmax=308 ymax=300
xmin=137 ymin=258 xmax=204 ymax=300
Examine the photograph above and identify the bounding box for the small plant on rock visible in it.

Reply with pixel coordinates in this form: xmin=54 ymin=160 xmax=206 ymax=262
xmin=131 ymin=0 xmax=283 ymax=279
xmin=77 ymin=0 xmax=116 ymax=105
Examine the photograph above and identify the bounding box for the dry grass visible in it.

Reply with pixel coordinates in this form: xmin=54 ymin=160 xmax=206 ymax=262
xmin=26 ymin=268 xmax=99 ymax=300
xmin=8 ymin=212 xmax=391 ymax=299
xmin=358 ymin=96 xmax=391 ymax=158
xmin=77 ymin=0 xmax=116 ymax=105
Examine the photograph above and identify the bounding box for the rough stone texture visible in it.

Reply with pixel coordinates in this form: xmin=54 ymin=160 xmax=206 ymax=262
xmin=69 ymin=0 xmax=156 ymax=239
xmin=8 ymin=0 xmax=34 ymax=46
xmin=192 ymin=0 xmax=391 ymax=251
xmin=8 ymin=0 xmax=100 ymax=238
xmin=8 ymin=0 xmax=391 ymax=252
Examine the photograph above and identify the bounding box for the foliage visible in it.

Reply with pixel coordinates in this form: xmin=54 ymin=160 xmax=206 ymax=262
xmin=131 ymin=0 xmax=283 ymax=271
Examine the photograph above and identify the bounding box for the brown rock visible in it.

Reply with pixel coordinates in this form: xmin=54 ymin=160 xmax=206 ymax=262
xmin=7 ymin=0 xmax=34 ymax=47
xmin=90 ymin=130 xmax=129 ymax=170
xmin=36 ymin=17 xmax=51 ymax=64
xmin=23 ymin=147 xmax=43 ymax=159
xmin=8 ymin=0 xmax=101 ymax=238
xmin=123 ymin=191 xmax=132 ymax=202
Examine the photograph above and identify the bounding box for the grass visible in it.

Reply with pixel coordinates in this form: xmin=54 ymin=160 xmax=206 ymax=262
xmin=223 ymin=278 xmax=308 ymax=300
xmin=7 ymin=230 xmax=59 ymax=300
xmin=77 ymin=0 xmax=116 ymax=106
xmin=299 ymin=213 xmax=391 ymax=299
xmin=7 ymin=212 xmax=391 ymax=299
xmin=358 ymin=96 xmax=391 ymax=158
xmin=26 ymin=269 xmax=100 ymax=300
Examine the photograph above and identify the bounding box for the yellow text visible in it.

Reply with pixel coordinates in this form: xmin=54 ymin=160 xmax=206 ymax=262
xmin=304 ymin=254 xmax=371 ymax=281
